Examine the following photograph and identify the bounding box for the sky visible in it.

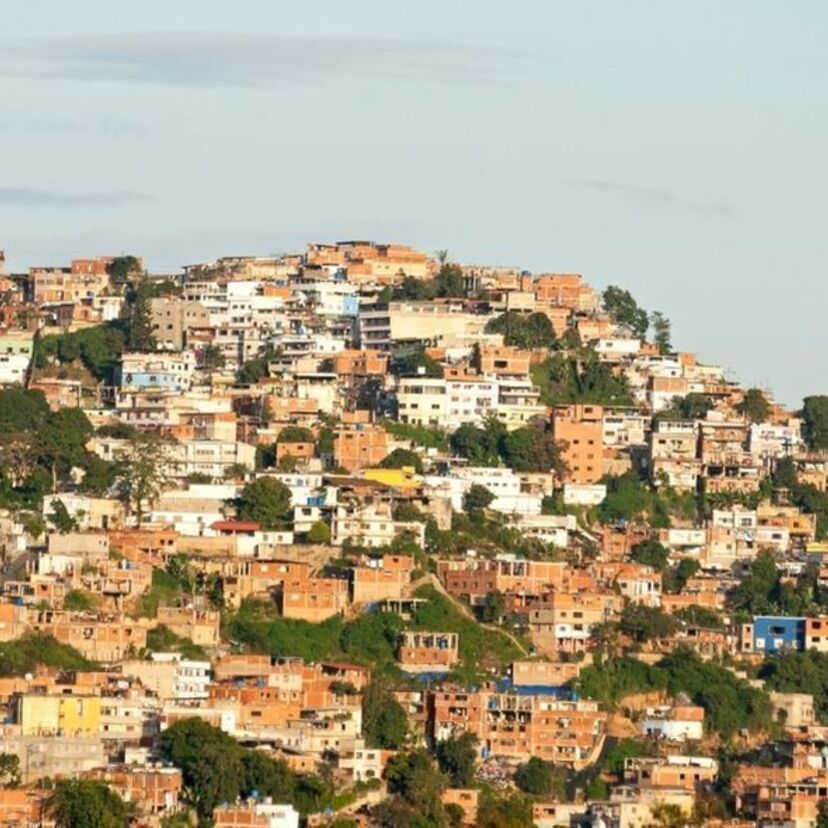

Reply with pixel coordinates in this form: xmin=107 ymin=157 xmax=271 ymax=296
xmin=1 ymin=1 xmax=827 ymax=406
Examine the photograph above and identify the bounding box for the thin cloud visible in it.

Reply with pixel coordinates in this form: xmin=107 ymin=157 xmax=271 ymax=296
xmin=0 ymin=31 xmax=517 ymax=89
xmin=0 ymin=114 xmax=150 ymax=137
xmin=562 ymin=179 xmax=731 ymax=215
xmin=0 ymin=188 xmax=153 ymax=208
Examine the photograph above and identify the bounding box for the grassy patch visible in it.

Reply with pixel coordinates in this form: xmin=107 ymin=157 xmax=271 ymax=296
xmin=0 ymin=633 xmax=95 ymax=676
xmin=133 ymin=568 xmax=183 ymax=618
xmin=146 ymin=624 xmax=209 ymax=661
xmin=412 ymin=584 xmax=521 ymax=679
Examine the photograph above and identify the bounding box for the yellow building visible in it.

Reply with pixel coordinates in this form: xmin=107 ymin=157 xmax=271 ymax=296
xmin=364 ymin=466 xmax=420 ymax=491
xmin=18 ymin=694 xmax=101 ymax=737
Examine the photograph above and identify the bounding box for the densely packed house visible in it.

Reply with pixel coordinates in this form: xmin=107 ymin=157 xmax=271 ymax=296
xmin=1 ymin=242 xmax=828 ymax=826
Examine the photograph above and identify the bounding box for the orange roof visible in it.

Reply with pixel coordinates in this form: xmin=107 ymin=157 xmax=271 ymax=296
xmin=211 ymin=520 xmax=260 ymax=532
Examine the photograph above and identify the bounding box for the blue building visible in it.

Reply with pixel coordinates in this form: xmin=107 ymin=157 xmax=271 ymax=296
xmin=750 ymin=615 xmax=805 ymax=654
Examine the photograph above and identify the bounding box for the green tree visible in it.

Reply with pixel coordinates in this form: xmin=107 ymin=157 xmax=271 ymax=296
xmin=760 ymin=650 xmax=828 ymax=724
xmin=124 ymin=278 xmax=157 ymax=351
xmin=802 ymin=396 xmax=828 ymax=450
xmin=49 ymin=499 xmax=79 ymax=533
xmin=385 ymin=750 xmax=446 ymax=821
xmin=240 ymin=750 xmax=296 ymax=803
xmin=276 ymin=425 xmax=315 ymax=443
xmin=0 ymin=633 xmax=93 ymax=677
xmin=463 ymin=484 xmax=495 ymax=513
xmin=224 ymin=462 xmax=250 ymax=480
xmin=485 ymin=311 xmax=557 ymax=349
xmin=160 ymin=814 xmax=195 ymax=828
xmin=307 ymin=520 xmax=331 ymax=543
xmin=659 ymin=647 xmax=773 ymax=737
xmin=394 ymin=261 xmax=465 ymax=301
xmin=20 ymin=512 xmax=46 ymax=540
xmin=383 ymin=420 xmax=449 ymax=451
xmin=578 ymin=656 xmax=666 ymax=707
xmin=599 ymin=471 xmax=652 ymax=523
xmin=379 ymin=447 xmax=424 ymax=474
xmin=159 ymin=718 xmax=245 ymax=820
xmin=663 ymin=557 xmax=700 ymax=594
xmin=737 ymin=388 xmax=771 ymax=424
xmin=732 ymin=549 xmax=778 ymax=614
xmin=0 ymin=387 xmax=50 ymax=433
xmin=501 ymin=421 xmax=567 ymax=475
xmin=0 ymin=753 xmax=20 ymax=788
xmin=79 ymin=456 xmax=121 ymax=495
xmin=435 ymin=732 xmax=478 ymax=787
xmin=450 ymin=419 xmax=505 ymax=466
xmin=63 ymin=590 xmax=94 ymax=611
xmin=107 ymin=255 xmax=141 ymax=283
xmin=476 ymin=792 xmax=535 ymax=828
xmin=235 ymin=477 xmax=293 ymax=530
xmin=146 ymin=625 xmax=208 ymax=660
xmin=117 ymin=433 xmax=178 ymax=522
xmin=393 ymin=502 xmax=426 ymax=523
xmin=391 ymin=346 xmax=444 ymax=378
xmin=481 ymin=589 xmax=506 ymax=623
xmin=237 ymin=354 xmax=271 ymax=384
xmin=817 ymin=798 xmax=828 ymax=828
xmin=433 ymin=262 xmax=466 ymax=297
xmin=629 ymin=539 xmax=670 ymax=571
xmin=362 ymin=681 xmax=408 ymax=749
xmin=603 ymin=286 xmax=649 ymax=337
xmin=514 ymin=757 xmax=559 ymax=796
xmin=658 ymin=393 xmax=713 ymax=420
xmin=649 ymin=311 xmax=672 ymax=354
xmin=200 ymin=344 xmax=225 ymax=370
xmin=37 ymin=408 xmax=95 ymax=486
xmin=619 ymin=604 xmax=677 ymax=643
xmin=531 ymin=352 xmax=633 ymax=407
xmin=47 ymin=779 xmax=131 ymax=828
xmin=674 ymin=605 xmax=724 ymax=628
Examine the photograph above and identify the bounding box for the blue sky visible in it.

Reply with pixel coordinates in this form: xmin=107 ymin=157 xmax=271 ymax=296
xmin=2 ymin=1 xmax=827 ymax=405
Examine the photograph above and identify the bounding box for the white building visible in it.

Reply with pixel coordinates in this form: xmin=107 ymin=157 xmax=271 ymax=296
xmin=396 ymin=376 xmax=499 ymax=431
xmin=592 ymin=337 xmax=641 ymax=361
xmin=153 ymin=652 xmax=212 ymax=700
xmin=603 ymin=411 xmax=649 ymax=448
xmin=563 ymin=483 xmax=606 ymax=507
xmin=332 ymin=502 xmax=425 ymax=548
xmin=749 ymin=422 xmax=802 ymax=459
xmin=641 ymin=707 xmax=704 ymax=741
xmin=91 ymin=437 xmax=256 ymax=480
xmin=119 ymin=351 xmax=196 ymax=393
xmin=0 ymin=331 xmax=34 ymax=385
xmin=422 ymin=467 xmax=542 ymax=516
xmin=213 ymin=800 xmax=299 ymax=828
xmin=509 ymin=514 xmax=573 ymax=547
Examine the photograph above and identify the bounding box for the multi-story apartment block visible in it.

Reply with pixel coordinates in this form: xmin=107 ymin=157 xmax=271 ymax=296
xmin=429 ymin=690 xmax=606 ymax=768
xmin=28 ymin=610 xmax=147 ymax=662
xmin=280 ymin=576 xmax=349 ymax=622
xmin=333 ymin=411 xmax=390 ymax=472
xmin=119 ymin=352 xmax=196 ymax=394
xmin=527 ymin=591 xmax=618 ymax=655
xmin=551 ymin=404 xmax=604 ymax=484
xmin=350 ymin=554 xmax=413 ymax=604
xmin=150 ymin=298 xmax=211 ymax=350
